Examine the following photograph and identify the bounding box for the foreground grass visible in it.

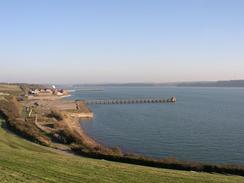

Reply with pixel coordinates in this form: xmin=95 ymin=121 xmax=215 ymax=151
xmin=0 ymin=119 xmax=243 ymax=183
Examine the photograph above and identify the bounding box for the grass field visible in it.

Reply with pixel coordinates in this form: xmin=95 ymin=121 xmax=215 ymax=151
xmin=0 ymin=118 xmax=243 ymax=183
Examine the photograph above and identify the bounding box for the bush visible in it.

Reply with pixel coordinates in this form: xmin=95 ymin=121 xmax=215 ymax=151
xmin=71 ymin=146 xmax=244 ymax=176
xmin=47 ymin=110 xmax=63 ymax=121
xmin=0 ymin=96 xmax=51 ymax=146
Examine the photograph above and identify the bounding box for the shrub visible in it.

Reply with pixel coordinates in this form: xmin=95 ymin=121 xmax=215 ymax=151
xmin=71 ymin=146 xmax=244 ymax=176
xmin=0 ymin=96 xmax=51 ymax=146
xmin=47 ymin=110 xmax=63 ymax=121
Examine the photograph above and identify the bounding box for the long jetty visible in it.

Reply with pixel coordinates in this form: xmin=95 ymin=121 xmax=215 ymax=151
xmin=83 ymin=97 xmax=176 ymax=105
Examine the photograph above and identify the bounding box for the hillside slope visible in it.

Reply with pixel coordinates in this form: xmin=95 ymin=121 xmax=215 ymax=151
xmin=0 ymin=118 xmax=243 ymax=183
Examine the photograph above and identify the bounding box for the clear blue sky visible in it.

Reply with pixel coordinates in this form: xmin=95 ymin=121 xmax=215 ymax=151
xmin=0 ymin=0 xmax=243 ymax=84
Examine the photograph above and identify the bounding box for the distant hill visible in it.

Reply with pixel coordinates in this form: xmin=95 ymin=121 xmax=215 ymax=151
xmin=72 ymin=80 xmax=244 ymax=88
xmin=176 ymin=80 xmax=244 ymax=87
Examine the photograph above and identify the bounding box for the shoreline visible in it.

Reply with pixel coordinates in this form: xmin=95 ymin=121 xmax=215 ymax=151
xmin=66 ymin=98 xmax=244 ymax=176
xmin=64 ymin=112 xmax=102 ymax=150
xmin=62 ymin=97 xmax=244 ymax=176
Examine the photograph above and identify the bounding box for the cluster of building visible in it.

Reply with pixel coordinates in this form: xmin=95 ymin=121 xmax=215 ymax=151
xmin=29 ymin=86 xmax=68 ymax=97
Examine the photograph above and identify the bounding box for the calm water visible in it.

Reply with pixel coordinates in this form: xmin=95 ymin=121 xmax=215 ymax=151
xmin=69 ymin=87 xmax=244 ymax=164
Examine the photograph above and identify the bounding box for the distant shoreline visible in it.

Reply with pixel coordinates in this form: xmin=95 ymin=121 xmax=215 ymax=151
xmin=70 ymin=80 xmax=244 ymax=88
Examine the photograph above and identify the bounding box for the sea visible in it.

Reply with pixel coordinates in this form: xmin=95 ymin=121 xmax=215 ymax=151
xmin=68 ymin=86 xmax=244 ymax=164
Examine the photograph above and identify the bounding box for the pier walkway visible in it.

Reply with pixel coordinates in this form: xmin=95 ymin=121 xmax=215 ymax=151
xmin=83 ymin=97 xmax=176 ymax=105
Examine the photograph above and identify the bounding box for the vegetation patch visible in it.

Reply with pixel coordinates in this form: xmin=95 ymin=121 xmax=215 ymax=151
xmin=0 ymin=96 xmax=51 ymax=146
xmin=71 ymin=146 xmax=244 ymax=177
xmin=47 ymin=110 xmax=64 ymax=121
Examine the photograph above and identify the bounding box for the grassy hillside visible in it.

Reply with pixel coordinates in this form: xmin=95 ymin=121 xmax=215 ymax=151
xmin=0 ymin=118 xmax=243 ymax=183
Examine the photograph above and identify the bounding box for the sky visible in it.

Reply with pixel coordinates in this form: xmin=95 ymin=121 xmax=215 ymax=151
xmin=0 ymin=0 xmax=243 ymax=84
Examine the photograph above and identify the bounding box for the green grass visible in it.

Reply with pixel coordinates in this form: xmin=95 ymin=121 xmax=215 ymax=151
xmin=0 ymin=119 xmax=243 ymax=183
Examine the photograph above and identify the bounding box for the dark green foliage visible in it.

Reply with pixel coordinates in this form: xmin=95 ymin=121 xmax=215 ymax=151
xmin=47 ymin=110 xmax=63 ymax=121
xmin=71 ymin=146 xmax=244 ymax=176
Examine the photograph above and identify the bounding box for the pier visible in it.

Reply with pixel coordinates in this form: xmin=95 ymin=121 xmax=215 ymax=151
xmin=83 ymin=97 xmax=176 ymax=105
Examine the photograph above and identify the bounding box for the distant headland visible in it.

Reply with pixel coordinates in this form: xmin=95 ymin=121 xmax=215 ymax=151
xmin=70 ymin=80 xmax=244 ymax=88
